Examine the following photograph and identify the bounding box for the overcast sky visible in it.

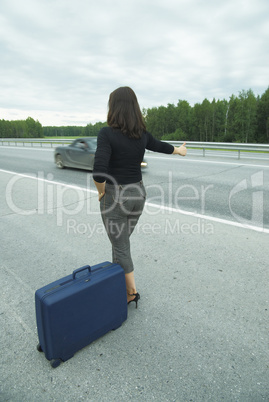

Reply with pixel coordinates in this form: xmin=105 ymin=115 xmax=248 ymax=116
xmin=0 ymin=0 xmax=268 ymax=126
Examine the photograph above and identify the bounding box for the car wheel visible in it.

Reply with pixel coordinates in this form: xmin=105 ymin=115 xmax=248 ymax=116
xmin=56 ymin=155 xmax=65 ymax=169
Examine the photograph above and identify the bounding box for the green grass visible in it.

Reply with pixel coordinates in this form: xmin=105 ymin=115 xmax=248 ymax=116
xmin=44 ymin=136 xmax=82 ymax=140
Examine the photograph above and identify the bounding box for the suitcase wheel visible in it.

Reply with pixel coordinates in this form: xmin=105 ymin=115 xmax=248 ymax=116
xmin=37 ymin=343 xmax=43 ymax=353
xmin=50 ymin=359 xmax=62 ymax=369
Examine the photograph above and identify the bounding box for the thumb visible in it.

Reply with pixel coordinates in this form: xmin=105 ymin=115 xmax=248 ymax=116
xmin=182 ymin=142 xmax=186 ymax=147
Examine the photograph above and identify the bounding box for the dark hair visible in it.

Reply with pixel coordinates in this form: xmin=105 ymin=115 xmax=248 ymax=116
xmin=107 ymin=86 xmax=146 ymax=139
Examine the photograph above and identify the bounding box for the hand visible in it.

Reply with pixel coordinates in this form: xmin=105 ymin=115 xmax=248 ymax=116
xmin=173 ymin=142 xmax=187 ymax=156
xmin=178 ymin=142 xmax=187 ymax=156
xmin=93 ymin=179 xmax=106 ymax=201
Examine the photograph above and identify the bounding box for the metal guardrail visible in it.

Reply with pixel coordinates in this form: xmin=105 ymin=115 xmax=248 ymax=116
xmin=0 ymin=138 xmax=73 ymax=148
xmin=167 ymin=141 xmax=269 ymax=159
xmin=0 ymin=138 xmax=269 ymax=159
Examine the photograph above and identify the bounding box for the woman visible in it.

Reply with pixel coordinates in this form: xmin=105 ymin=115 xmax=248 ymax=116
xmin=93 ymin=87 xmax=186 ymax=307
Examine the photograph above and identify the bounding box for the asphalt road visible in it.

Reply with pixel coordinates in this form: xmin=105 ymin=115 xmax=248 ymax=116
xmin=0 ymin=146 xmax=268 ymax=401
xmin=1 ymin=146 xmax=269 ymax=229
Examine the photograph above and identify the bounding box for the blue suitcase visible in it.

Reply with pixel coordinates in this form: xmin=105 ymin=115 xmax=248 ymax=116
xmin=35 ymin=262 xmax=127 ymax=368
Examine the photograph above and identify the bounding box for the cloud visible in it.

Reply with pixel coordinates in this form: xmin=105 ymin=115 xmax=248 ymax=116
xmin=0 ymin=0 xmax=268 ymax=126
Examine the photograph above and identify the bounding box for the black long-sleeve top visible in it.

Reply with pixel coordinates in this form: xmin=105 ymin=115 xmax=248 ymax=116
xmin=92 ymin=127 xmax=174 ymax=184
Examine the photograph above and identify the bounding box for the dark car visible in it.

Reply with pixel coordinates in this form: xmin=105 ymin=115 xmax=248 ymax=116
xmin=54 ymin=138 xmax=97 ymax=170
xmin=54 ymin=137 xmax=147 ymax=170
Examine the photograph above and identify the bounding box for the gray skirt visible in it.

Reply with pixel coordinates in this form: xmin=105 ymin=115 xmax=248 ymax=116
xmin=100 ymin=181 xmax=146 ymax=274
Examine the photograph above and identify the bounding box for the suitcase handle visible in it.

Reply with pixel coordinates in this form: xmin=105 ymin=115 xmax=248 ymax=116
xmin=72 ymin=265 xmax=91 ymax=279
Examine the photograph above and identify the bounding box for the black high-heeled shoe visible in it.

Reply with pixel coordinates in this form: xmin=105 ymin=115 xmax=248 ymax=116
xmin=127 ymin=293 xmax=140 ymax=308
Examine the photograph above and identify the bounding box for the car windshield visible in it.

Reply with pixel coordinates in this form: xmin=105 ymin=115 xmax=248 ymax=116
xmin=86 ymin=138 xmax=97 ymax=149
xmin=71 ymin=138 xmax=97 ymax=150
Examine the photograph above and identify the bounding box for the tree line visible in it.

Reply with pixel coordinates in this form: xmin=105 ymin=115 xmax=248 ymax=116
xmin=42 ymin=121 xmax=106 ymax=138
xmin=0 ymin=119 xmax=106 ymax=139
xmin=0 ymin=117 xmax=43 ymax=138
xmin=143 ymin=87 xmax=269 ymax=143
xmin=1 ymin=87 xmax=268 ymax=143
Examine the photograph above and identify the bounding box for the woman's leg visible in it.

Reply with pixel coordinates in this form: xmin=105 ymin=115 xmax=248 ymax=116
xmin=100 ymin=183 xmax=145 ymax=302
xmin=125 ymin=271 xmax=137 ymax=303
